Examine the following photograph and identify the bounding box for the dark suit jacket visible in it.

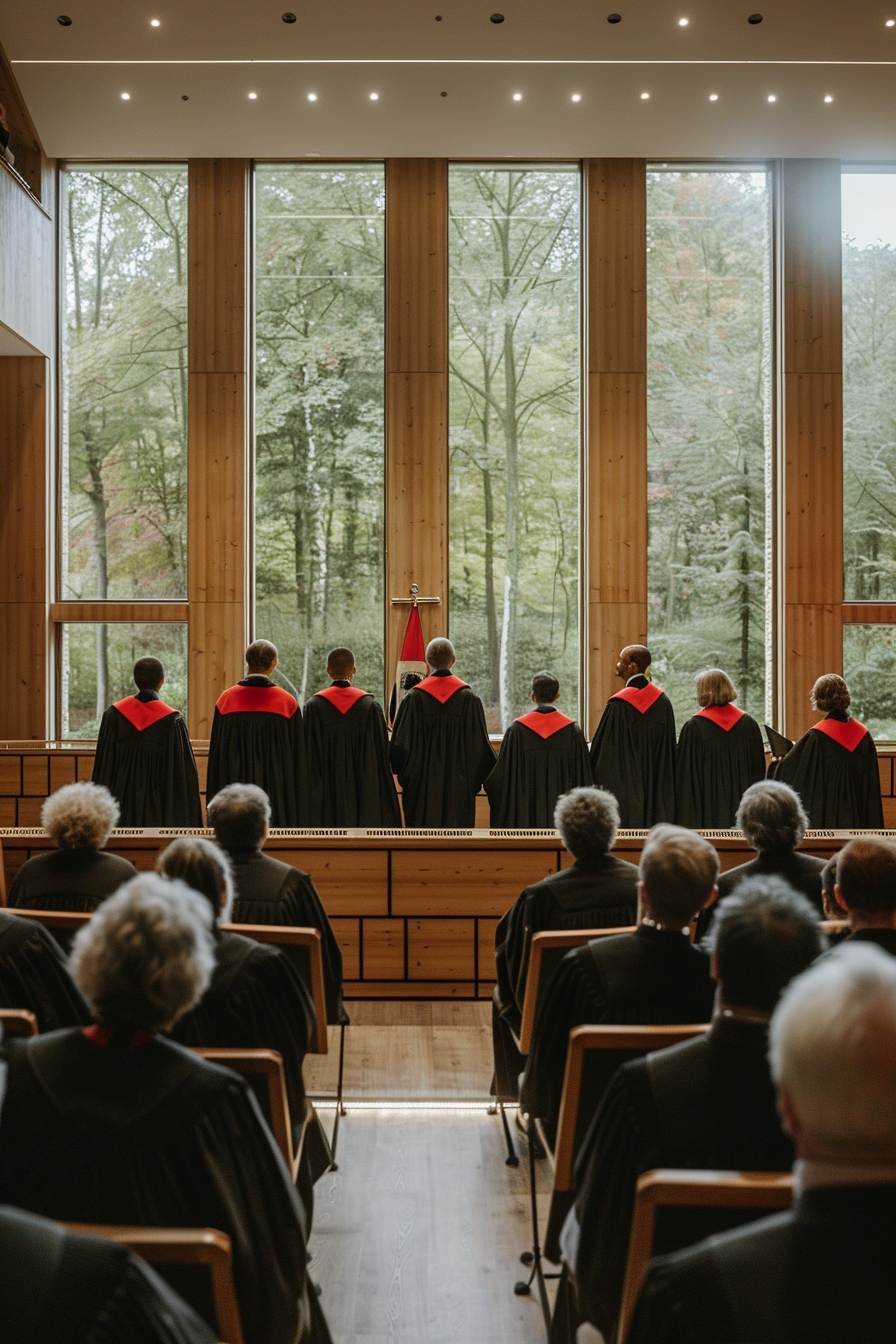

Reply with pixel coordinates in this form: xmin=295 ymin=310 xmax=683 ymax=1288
xmin=696 ymin=849 xmax=826 ymax=941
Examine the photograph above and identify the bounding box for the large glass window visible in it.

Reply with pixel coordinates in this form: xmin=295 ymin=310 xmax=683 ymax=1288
xmin=254 ymin=165 xmax=386 ymax=702
xmin=448 ymin=166 xmax=581 ymax=731
xmin=60 ymin=623 xmax=188 ymax=739
xmin=842 ymin=169 xmax=896 ymax=600
xmin=843 ymin=624 xmax=896 ymax=740
xmin=61 ymin=167 xmax=188 ymax=601
xmin=646 ymin=168 xmax=772 ymax=729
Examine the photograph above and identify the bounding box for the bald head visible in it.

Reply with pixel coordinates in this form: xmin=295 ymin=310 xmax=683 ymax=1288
xmin=246 ymin=640 xmax=277 ymax=675
xmin=426 ymin=638 xmax=456 ymax=671
xmin=617 ymin=644 xmax=652 ymax=681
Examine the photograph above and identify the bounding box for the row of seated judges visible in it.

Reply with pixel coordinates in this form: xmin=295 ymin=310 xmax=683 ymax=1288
xmin=491 ymin=782 xmax=896 ymax=1342
xmin=92 ymin=638 xmax=884 ymax=834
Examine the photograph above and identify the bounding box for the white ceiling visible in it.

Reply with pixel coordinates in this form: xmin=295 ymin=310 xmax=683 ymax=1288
xmin=4 ymin=0 xmax=896 ymax=159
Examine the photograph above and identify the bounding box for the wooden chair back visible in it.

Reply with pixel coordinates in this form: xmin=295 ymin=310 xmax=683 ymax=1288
xmin=0 ymin=1006 xmax=39 ymax=1036
xmin=192 ymin=1047 xmax=295 ymax=1178
xmin=618 ymin=1168 xmax=794 ymax=1342
xmin=518 ymin=927 xmax=637 ymax=1054
xmin=66 ymin=1223 xmax=244 ymax=1344
xmin=222 ymin=922 xmax=328 ymax=1054
xmin=9 ymin=908 xmax=93 ymax=933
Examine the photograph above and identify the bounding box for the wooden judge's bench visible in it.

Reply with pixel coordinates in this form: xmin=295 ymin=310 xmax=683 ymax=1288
xmin=2 ymin=743 xmax=895 ymax=1000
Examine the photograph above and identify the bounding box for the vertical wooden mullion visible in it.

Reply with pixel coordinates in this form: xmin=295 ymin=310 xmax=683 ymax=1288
xmin=584 ymin=159 xmax=648 ymax=734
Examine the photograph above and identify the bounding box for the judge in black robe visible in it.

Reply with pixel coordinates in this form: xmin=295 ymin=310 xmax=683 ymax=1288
xmin=0 ymin=1204 xmax=216 ymax=1344
xmin=485 ymin=671 xmax=592 ymax=829
xmin=770 ymin=673 xmax=884 ymax=828
xmin=0 ymin=873 xmax=331 ymax=1344
xmin=206 ymin=640 xmax=307 ymax=827
xmin=92 ymin=657 xmax=202 ymax=827
xmin=564 ymin=877 xmax=824 ymax=1341
xmin=492 ymin=786 xmax=638 ymax=1101
xmin=589 ymin=645 xmax=676 ymax=828
xmin=8 ymin=781 xmax=136 ymax=914
xmin=390 ymin=637 xmax=496 ymax=827
xmin=675 ymin=669 xmax=766 ymax=829
xmin=0 ymin=909 xmax=91 ymax=1031
xmin=303 ymin=647 xmax=401 ymax=827
xmin=520 ymin=825 xmax=718 ymax=1149
xmin=207 ymin=782 xmax=346 ymax=1024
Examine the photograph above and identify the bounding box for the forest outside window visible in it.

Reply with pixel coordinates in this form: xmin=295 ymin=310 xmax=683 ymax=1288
xmin=254 ymin=164 xmax=386 ymax=704
xmin=843 ymin=625 xmax=896 ymax=741
xmin=448 ymin=164 xmax=581 ymax=732
xmin=646 ymin=166 xmax=772 ymax=730
xmin=60 ymin=623 xmax=188 ymax=740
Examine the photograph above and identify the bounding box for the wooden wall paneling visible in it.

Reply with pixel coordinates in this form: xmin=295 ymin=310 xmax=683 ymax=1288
xmin=279 ymin=849 xmax=389 ymax=916
xmin=363 ymin=918 xmax=407 ymax=980
xmin=187 ymin=161 xmax=249 ymax=739
xmin=49 ymin=603 xmax=190 ymax=623
xmin=0 ymin=759 xmax=22 ymax=793
xmin=842 ymin=604 xmax=896 ymax=624
xmin=477 ymin=917 xmax=501 ymax=984
xmin=585 ymin=160 xmax=648 ymax=733
xmin=329 ymin=917 xmax=361 ymax=981
xmin=21 ymin=756 xmax=49 ymax=796
xmin=384 ymin=159 xmax=449 ymax=704
xmin=408 ymin=919 xmax=476 ymax=981
xmin=49 ymin=755 xmax=77 ymax=791
xmin=0 ymin=800 xmax=15 ymax=827
xmin=781 ymin=160 xmax=843 ymax=739
xmin=391 ymin=849 xmax=557 ymax=917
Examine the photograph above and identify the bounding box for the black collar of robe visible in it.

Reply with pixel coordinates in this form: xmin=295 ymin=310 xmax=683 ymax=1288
xmin=331 ymin=680 xmax=352 ymax=688
xmin=635 ymin=921 xmax=693 ymax=946
xmin=626 ymin=674 xmax=650 ymax=689
xmin=134 ymin=689 xmax=160 ymax=702
xmin=532 ymin=704 xmax=558 ymax=714
xmin=239 ymin=676 xmax=276 ymax=688
xmin=706 ymin=1013 xmax=769 ymax=1051
xmin=430 ymin=668 xmax=453 ymax=677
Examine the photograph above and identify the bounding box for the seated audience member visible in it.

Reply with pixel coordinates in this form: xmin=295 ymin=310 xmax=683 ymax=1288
xmin=0 ymin=1202 xmax=215 ymax=1344
xmin=820 ymin=856 xmax=851 ymax=945
xmin=627 ymin=942 xmax=896 ymax=1344
xmin=8 ymin=783 xmax=136 ymax=913
xmin=674 ymin=668 xmax=766 ymax=829
xmin=564 ymin=878 xmax=825 ymax=1341
xmin=0 ymin=908 xmax=90 ymax=1032
xmin=207 ymin=783 xmax=345 ymax=1024
xmin=492 ymin=787 xmax=638 ymax=1104
xmin=0 ymin=876 xmax=331 ymax=1344
xmin=832 ymin=836 xmax=896 ymax=956
xmin=695 ymin=780 xmax=825 ymax=940
xmin=520 ymin=825 xmax=718 ymax=1148
xmin=158 ymin=836 xmax=317 ymax=1157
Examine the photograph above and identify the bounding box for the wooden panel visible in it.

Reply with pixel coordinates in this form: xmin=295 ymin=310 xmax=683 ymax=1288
xmin=188 ymin=602 xmax=246 ymax=740
xmin=589 ymin=373 xmax=647 ymax=605
xmin=21 ymin=756 xmax=48 ymax=796
xmin=843 ymin=604 xmax=896 ymax=624
xmin=884 ymin=797 xmax=896 ymax=829
xmin=879 ymin=756 xmax=893 ymax=798
xmin=276 ymin=849 xmax=389 ymax=916
xmin=49 ymin=755 xmax=77 ymax=791
xmin=408 ymin=919 xmax=475 ymax=981
xmin=477 ymin=917 xmax=501 ymax=983
xmin=0 ymin=604 xmax=46 ymax=741
xmin=343 ymin=981 xmax=474 ymax=999
xmin=0 ymin=358 xmax=46 ymax=602
xmin=329 ymin=917 xmax=360 ymax=982
xmin=0 ymin=799 xmax=15 ymax=827
xmin=392 ymin=850 xmax=557 ymax=917
xmin=0 ymin=167 xmax=54 ymax=355
xmin=587 ymin=159 xmax=647 ymax=375
xmin=474 ymin=793 xmax=490 ymax=829
xmin=16 ymin=798 xmax=44 ymax=825
xmin=588 ymin=600 xmax=648 ymax=727
xmin=188 ymin=159 xmax=248 ymax=375
xmin=363 ymin=918 xmax=406 ymax=980
xmin=783 ymin=604 xmax=842 ymax=738
xmin=76 ymin=755 xmax=96 ymax=781
xmin=0 ymin=758 xmax=21 ymax=793
xmin=49 ymin=603 xmax=189 ymax=623
xmin=784 ymin=373 xmax=843 ymax=606
xmin=385 ymin=159 xmax=447 ymax=374
xmin=782 ymin=160 xmax=842 ymax=376
xmin=188 ymin=374 xmax=246 ymax=605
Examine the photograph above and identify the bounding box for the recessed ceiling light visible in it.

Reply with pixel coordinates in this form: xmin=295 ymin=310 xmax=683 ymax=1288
xmin=887 ymin=18 xmax=895 ymax=25
xmin=150 ymin=18 xmax=160 ymax=26
xmin=490 ymin=12 xmax=505 ymax=21
xmin=607 ymin=12 xmax=622 ymax=21
xmin=709 ymin=93 xmax=718 ymax=101
xmin=824 ymin=94 xmax=833 ymax=102
xmin=641 ymin=91 xmax=650 ymax=99
xmin=369 ymin=92 xmax=379 ymax=100
xmin=121 ymin=92 xmax=131 ymax=100
xmin=678 ymin=16 xmax=689 ymax=25
xmin=282 ymin=12 xmax=297 ymax=22
xmin=57 ymin=14 xmax=72 ymax=24
xmin=513 ymin=92 xmax=523 ymax=101
xmin=767 ymin=94 xmax=776 ymax=102
xmin=748 ymin=12 xmax=763 ymax=22
xmin=308 ymin=92 xmax=317 ymax=101
xmin=248 ymin=91 xmax=257 ymax=100
xmin=571 ymin=93 xmax=581 ymax=102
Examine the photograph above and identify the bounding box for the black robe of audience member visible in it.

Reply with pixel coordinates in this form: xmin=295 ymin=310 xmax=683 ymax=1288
xmin=0 ymin=1030 xmax=330 ymax=1344
xmin=390 ymin=670 xmax=496 ymax=827
xmin=771 ymin=710 xmax=884 ymax=828
xmin=0 ymin=910 xmax=90 ymax=1032
xmin=626 ymin=1184 xmax=896 ymax=1344
xmin=303 ymin=682 xmax=402 ymax=827
xmin=520 ymin=926 xmax=715 ymax=1148
xmin=485 ymin=707 xmax=593 ymax=829
xmin=567 ymin=1015 xmax=794 ymax=1340
xmin=675 ymin=706 xmax=766 ymax=830
xmin=8 ymin=847 xmax=136 ymax=914
xmin=846 ymin=926 xmax=896 ymax=956
xmin=695 ymin=850 xmax=826 ymax=942
xmin=492 ymin=855 xmax=639 ymax=1101
xmin=92 ymin=691 xmax=202 ymax=827
xmin=589 ymin=677 xmax=676 ymax=828
xmin=0 ymin=1204 xmax=216 ymax=1344
xmin=228 ymin=847 xmax=346 ymax=1024
xmin=207 ymin=677 xmax=307 ymax=827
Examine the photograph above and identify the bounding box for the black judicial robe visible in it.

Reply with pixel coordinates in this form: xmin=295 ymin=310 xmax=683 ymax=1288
xmin=519 ymin=926 xmax=715 ymax=1148
xmin=389 ymin=671 xmax=496 ymax=827
xmin=0 ymin=909 xmax=91 ymax=1032
xmin=227 ymin=847 xmax=346 ymax=1025
xmin=0 ymin=1204 xmax=216 ymax=1344
xmin=303 ymin=682 xmax=401 ymax=827
xmin=771 ymin=711 xmax=884 ymax=829
xmin=589 ymin=677 xmax=676 ymax=828
xmin=492 ymin=853 xmax=639 ymax=1102
xmin=0 ymin=1030 xmax=331 ymax=1344
xmin=567 ymin=1016 xmax=794 ymax=1340
xmin=675 ymin=705 xmax=766 ymax=830
xmin=695 ymin=849 xmax=826 ymax=942
xmin=8 ymin=848 xmax=137 ymax=914
xmin=626 ymin=1184 xmax=896 ymax=1344
xmin=92 ymin=692 xmax=202 ymax=827
xmin=206 ymin=677 xmax=307 ymax=827
xmin=485 ymin=706 xmax=593 ymax=829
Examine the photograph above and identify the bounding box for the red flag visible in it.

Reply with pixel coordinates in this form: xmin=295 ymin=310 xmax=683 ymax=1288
xmin=390 ymin=606 xmax=427 ymax=723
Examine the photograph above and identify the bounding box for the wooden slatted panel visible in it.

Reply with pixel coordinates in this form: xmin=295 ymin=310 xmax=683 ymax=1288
xmin=391 ymin=849 xmax=558 ymax=917
xmin=275 ymin=849 xmax=389 ymax=915
xmin=408 ymin=919 xmax=476 ymax=981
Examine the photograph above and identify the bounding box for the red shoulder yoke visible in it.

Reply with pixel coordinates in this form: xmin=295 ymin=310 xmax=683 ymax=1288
xmin=812 ymin=717 xmax=869 ymax=752
xmin=113 ymin=697 xmax=178 ymax=732
xmin=610 ymin=683 xmax=663 ymax=714
xmin=697 ymin=704 xmax=745 ymax=733
xmin=216 ymin=686 xmax=298 ymax=718
xmin=517 ymin=709 xmax=575 ymax=740
xmin=416 ymin=674 xmax=469 ymax=704
xmin=316 ymin=685 xmax=369 ymax=715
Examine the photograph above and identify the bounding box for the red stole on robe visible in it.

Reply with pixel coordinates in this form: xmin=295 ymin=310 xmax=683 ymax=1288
xmin=812 ymin=717 xmax=869 ymax=752
xmin=316 ymin=685 xmax=369 ymax=714
xmin=113 ymin=697 xmax=178 ymax=732
xmin=215 ymin=686 xmax=299 ymax=718
xmin=516 ymin=709 xmax=574 ymax=739
xmin=416 ymin=674 xmax=468 ymax=704
xmin=697 ymin=704 xmax=745 ymax=733
xmin=610 ymin=683 xmax=663 ymax=714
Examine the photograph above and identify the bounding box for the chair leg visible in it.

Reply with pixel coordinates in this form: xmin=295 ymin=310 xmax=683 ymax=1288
xmin=512 ymin=1115 xmax=555 ymax=1336
xmin=329 ymin=1021 xmax=347 ymax=1164
xmin=498 ymin=1101 xmax=520 ymax=1167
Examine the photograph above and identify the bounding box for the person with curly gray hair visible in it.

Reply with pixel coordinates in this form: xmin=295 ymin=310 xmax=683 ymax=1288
xmin=0 ymin=874 xmax=331 ymax=1344
xmin=7 ymin=782 xmax=136 ymax=917
xmin=674 ymin=668 xmax=765 ymax=829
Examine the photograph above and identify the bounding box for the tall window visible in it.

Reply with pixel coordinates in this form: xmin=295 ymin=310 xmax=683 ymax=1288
xmin=448 ymin=166 xmax=581 ymax=731
xmin=842 ymin=169 xmax=896 ymax=602
xmin=646 ymin=168 xmax=772 ymax=728
xmin=60 ymin=623 xmax=188 ymax=739
xmin=254 ymin=165 xmax=386 ymax=703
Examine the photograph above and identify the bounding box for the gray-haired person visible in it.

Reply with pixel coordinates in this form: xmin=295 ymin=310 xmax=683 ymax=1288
xmin=0 ymin=874 xmax=332 ymax=1344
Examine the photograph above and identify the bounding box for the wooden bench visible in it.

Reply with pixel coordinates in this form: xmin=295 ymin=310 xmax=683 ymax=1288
xmin=0 ymin=1006 xmax=38 ymax=1036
